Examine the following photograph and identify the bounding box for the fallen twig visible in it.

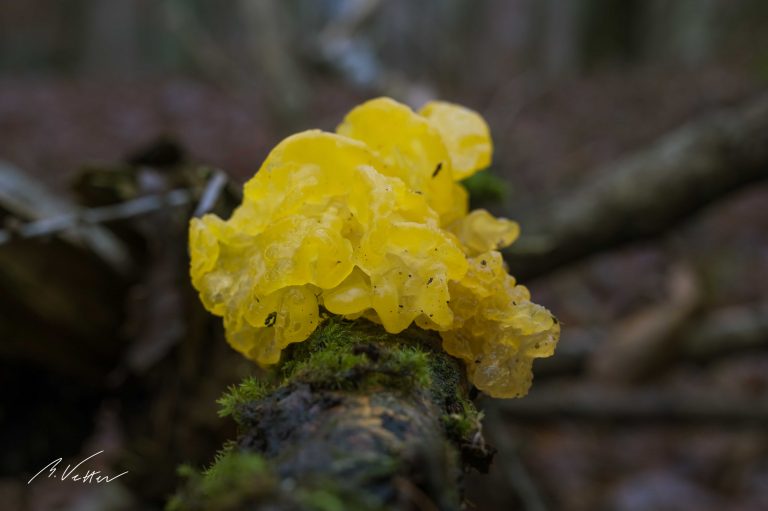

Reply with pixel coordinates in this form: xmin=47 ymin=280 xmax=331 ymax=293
xmin=0 ymin=189 xmax=193 ymax=245
xmin=535 ymin=301 xmax=768 ymax=378
xmin=496 ymin=386 xmax=768 ymax=425
xmin=504 ymin=93 xmax=768 ymax=280
xmin=193 ymin=169 xmax=228 ymax=218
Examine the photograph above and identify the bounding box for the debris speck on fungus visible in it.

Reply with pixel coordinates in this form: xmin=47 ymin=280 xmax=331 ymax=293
xmin=189 ymin=97 xmax=559 ymax=398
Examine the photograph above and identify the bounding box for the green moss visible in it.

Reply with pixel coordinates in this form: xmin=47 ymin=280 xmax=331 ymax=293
xmin=204 ymin=440 xmax=237 ymax=476
xmin=166 ymin=451 xmax=274 ymax=511
xmin=169 ymin=450 xmax=390 ymax=511
xmin=278 ymin=317 xmax=433 ymax=394
xmin=213 ymin=318 xmax=439 ymax=431
xmin=424 ymin=348 xmax=463 ymax=409
xmin=441 ymin=397 xmax=483 ymax=442
xmin=387 ymin=346 xmax=432 ymax=388
xmin=294 ymin=480 xmax=389 ymax=511
xmin=200 ymin=451 xmax=269 ymax=494
xmin=461 ymin=170 xmax=507 ymax=205
xmin=297 ymin=489 xmax=346 ymax=511
xmin=216 ymin=376 xmax=272 ymax=420
xmin=296 ymin=472 xmax=390 ymax=511
xmin=284 ymin=349 xmax=368 ymax=389
xmin=278 ymin=315 xmax=370 ymax=370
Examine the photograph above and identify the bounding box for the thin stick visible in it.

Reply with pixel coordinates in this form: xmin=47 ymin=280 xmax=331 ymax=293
xmin=193 ymin=170 xmax=228 ymax=218
xmin=0 ymin=189 xmax=193 ymax=245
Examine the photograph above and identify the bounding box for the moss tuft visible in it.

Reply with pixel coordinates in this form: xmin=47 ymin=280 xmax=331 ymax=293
xmin=441 ymin=397 xmax=483 ymax=441
xmin=201 ymin=450 xmax=269 ymax=494
xmin=297 ymin=489 xmax=346 ymax=511
xmin=216 ymin=376 xmax=272 ymax=421
xmin=204 ymin=440 xmax=237 ymax=476
xmin=277 ymin=317 xmax=433 ymax=394
xmin=168 ymin=450 xmax=390 ymax=511
xmin=166 ymin=451 xmax=274 ymax=511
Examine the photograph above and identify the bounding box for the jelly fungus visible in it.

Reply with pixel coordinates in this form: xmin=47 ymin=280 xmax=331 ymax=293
xmin=190 ymin=98 xmax=559 ymax=397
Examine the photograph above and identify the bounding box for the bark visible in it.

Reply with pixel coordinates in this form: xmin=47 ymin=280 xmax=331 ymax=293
xmin=504 ymin=92 xmax=768 ymax=280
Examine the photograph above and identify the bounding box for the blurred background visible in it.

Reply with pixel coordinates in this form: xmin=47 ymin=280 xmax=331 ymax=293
xmin=1 ymin=1 xmax=768 ymax=510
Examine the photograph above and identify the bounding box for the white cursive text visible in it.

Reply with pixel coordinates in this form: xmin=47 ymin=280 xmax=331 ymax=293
xmin=27 ymin=450 xmax=128 ymax=485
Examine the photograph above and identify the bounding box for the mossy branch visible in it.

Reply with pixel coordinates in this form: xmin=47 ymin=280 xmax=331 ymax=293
xmin=169 ymin=318 xmax=492 ymax=511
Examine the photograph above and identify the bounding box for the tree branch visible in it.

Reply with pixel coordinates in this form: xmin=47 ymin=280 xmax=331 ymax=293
xmin=504 ymin=93 xmax=768 ymax=280
xmin=170 ymin=319 xmax=491 ymax=511
xmin=496 ymin=386 xmax=768 ymax=425
xmin=534 ymin=301 xmax=768 ymax=378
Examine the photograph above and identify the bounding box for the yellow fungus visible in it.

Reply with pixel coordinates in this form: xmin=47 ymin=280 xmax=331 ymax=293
xmin=442 ymin=252 xmax=559 ymax=398
xmin=419 ymin=100 xmax=493 ymax=180
xmin=337 ymin=97 xmax=458 ymax=224
xmin=189 ymin=97 xmax=559 ymax=398
xmin=449 ymin=209 xmax=520 ymax=255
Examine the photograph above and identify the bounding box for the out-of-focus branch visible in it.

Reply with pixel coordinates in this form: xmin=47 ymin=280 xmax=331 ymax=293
xmin=240 ymin=0 xmax=308 ymax=125
xmin=162 ymin=0 xmax=246 ymax=86
xmin=192 ymin=169 xmax=228 ymax=218
xmin=681 ymin=301 xmax=768 ymax=360
xmin=0 ymin=166 xmax=239 ymax=246
xmin=588 ymin=262 xmax=701 ymax=383
xmin=314 ymin=0 xmax=435 ymax=107
xmin=0 ymin=160 xmax=133 ymax=273
xmin=163 ymin=0 xmax=309 ymax=125
xmin=535 ymin=301 xmax=768 ymax=378
xmin=496 ymin=386 xmax=768 ymax=425
xmin=504 ymin=93 xmax=768 ymax=280
xmin=0 ymin=189 xmax=193 ymax=245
